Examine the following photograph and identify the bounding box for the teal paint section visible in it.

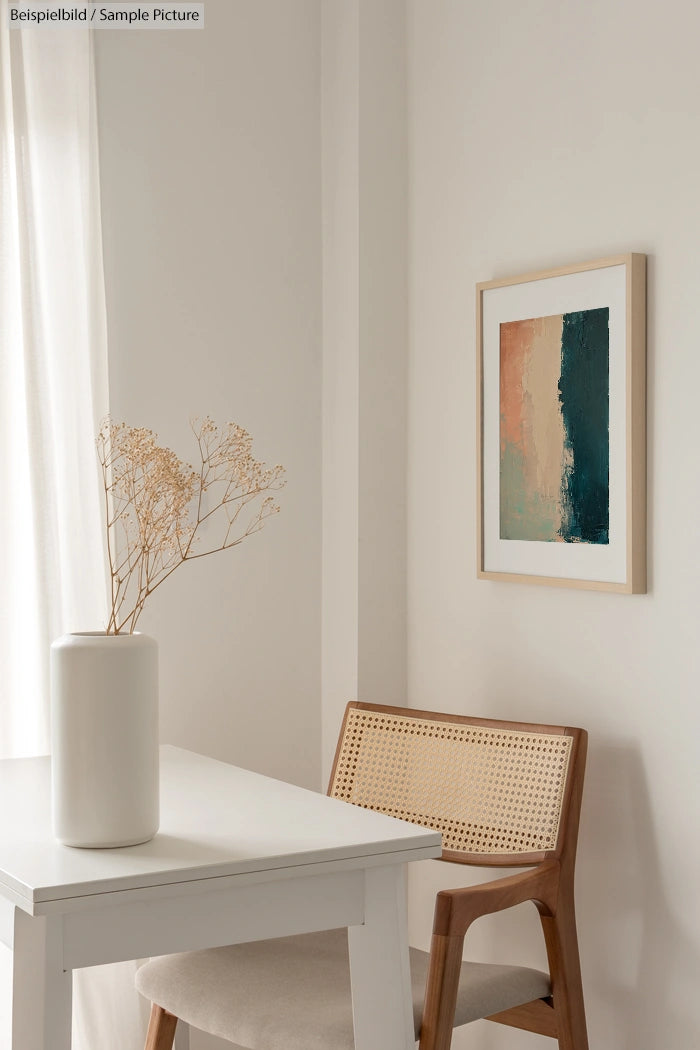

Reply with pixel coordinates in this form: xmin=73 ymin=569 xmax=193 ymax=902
xmin=558 ymin=308 xmax=610 ymax=544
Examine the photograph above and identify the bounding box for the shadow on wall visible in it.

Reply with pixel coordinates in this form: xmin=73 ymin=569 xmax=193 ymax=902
xmin=577 ymin=742 xmax=698 ymax=1050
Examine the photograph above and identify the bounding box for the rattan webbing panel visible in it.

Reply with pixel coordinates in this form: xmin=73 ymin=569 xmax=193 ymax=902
xmin=330 ymin=708 xmax=573 ymax=856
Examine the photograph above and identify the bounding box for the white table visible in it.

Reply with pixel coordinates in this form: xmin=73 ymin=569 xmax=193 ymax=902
xmin=0 ymin=745 xmax=441 ymax=1050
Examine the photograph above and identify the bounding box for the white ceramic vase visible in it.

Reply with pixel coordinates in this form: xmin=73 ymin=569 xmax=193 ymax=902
xmin=50 ymin=631 xmax=160 ymax=848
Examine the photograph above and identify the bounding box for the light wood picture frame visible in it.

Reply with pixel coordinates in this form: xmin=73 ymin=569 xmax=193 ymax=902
xmin=477 ymin=253 xmax=646 ymax=593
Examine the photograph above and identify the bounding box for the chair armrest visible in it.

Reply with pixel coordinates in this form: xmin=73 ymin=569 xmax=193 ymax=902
xmin=432 ymin=860 xmax=560 ymax=937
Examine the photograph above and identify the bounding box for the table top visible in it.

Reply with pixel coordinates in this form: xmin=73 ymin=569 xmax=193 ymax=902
xmin=0 ymin=746 xmax=441 ymax=911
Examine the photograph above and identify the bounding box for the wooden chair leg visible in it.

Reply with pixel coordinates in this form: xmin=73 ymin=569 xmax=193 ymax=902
xmin=145 ymin=1003 xmax=179 ymax=1050
xmin=539 ymin=898 xmax=589 ymax=1050
xmin=418 ymin=933 xmax=465 ymax=1050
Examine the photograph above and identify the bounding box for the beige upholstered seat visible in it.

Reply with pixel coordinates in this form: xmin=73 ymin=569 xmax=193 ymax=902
xmin=138 ymin=702 xmax=589 ymax=1050
xmin=136 ymin=929 xmax=551 ymax=1050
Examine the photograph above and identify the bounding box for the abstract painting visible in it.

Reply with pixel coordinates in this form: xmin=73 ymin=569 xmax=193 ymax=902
xmin=499 ymin=307 xmax=609 ymax=545
xmin=477 ymin=255 xmax=646 ymax=592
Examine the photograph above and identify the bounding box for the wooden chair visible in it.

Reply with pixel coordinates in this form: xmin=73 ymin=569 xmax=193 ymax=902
xmin=136 ymin=701 xmax=589 ymax=1050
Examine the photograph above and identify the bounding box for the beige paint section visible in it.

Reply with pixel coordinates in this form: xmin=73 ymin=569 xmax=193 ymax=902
xmin=522 ymin=312 xmax=569 ymax=533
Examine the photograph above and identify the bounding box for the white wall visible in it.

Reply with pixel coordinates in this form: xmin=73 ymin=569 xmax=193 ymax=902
xmin=94 ymin=0 xmax=322 ymax=794
xmin=406 ymin=2 xmax=700 ymax=1049
xmin=321 ymin=0 xmax=408 ymax=779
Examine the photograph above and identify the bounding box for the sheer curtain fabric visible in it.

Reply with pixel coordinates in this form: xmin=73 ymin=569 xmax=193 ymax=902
xmin=0 ymin=7 xmax=149 ymax=1048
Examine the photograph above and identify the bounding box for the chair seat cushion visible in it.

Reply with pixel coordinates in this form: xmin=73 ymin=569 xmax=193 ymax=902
xmin=136 ymin=928 xmax=551 ymax=1050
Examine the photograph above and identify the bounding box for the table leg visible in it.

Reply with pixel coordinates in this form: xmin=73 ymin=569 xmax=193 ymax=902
xmin=12 ymin=909 xmax=72 ymax=1050
xmin=347 ymin=864 xmax=415 ymax=1050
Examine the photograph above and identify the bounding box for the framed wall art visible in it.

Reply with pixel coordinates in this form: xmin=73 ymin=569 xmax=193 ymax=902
xmin=477 ymin=253 xmax=646 ymax=593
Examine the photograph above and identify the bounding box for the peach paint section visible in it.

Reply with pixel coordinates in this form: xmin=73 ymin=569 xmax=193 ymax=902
xmin=500 ymin=314 xmax=567 ymax=540
xmin=499 ymin=319 xmax=529 ymax=453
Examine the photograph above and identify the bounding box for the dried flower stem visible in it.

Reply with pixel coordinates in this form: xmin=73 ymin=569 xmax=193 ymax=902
xmin=97 ymin=417 xmax=285 ymax=634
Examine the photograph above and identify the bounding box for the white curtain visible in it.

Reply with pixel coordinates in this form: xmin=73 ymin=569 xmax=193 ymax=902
xmin=0 ymin=6 xmax=149 ymax=1047
xmin=0 ymin=4 xmax=109 ymax=752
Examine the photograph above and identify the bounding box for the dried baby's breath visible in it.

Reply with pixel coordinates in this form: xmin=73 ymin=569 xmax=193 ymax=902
xmin=97 ymin=417 xmax=285 ymax=634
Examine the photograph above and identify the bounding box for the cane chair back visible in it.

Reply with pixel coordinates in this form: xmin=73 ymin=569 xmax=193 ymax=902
xmin=329 ymin=702 xmax=583 ymax=867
